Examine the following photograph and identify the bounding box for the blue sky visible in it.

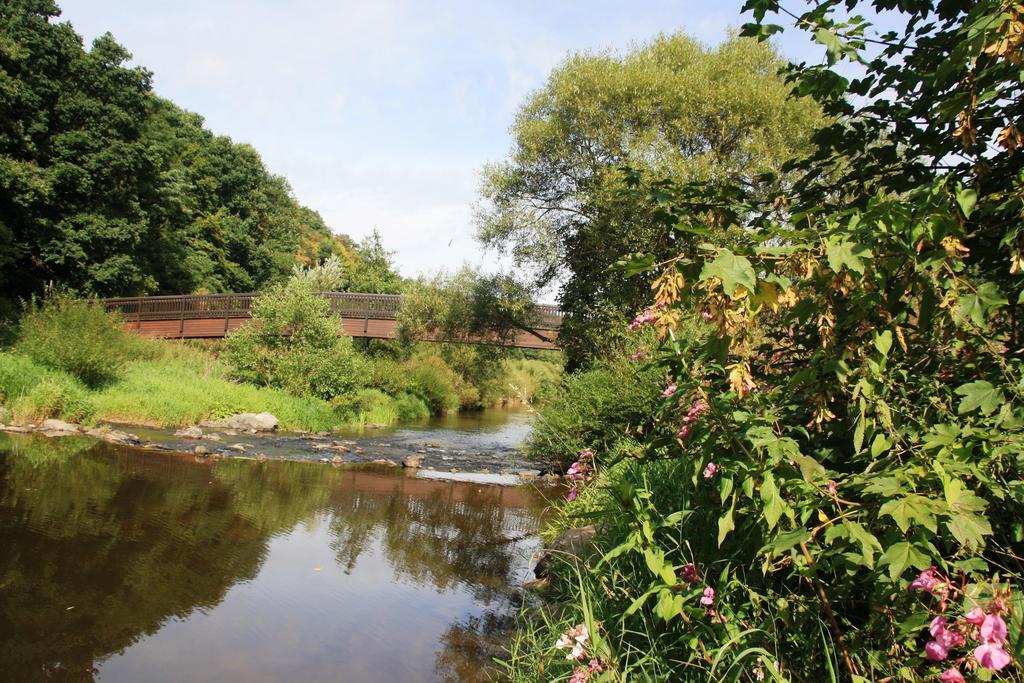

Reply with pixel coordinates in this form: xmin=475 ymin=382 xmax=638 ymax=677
xmin=58 ymin=1 xmax=828 ymax=278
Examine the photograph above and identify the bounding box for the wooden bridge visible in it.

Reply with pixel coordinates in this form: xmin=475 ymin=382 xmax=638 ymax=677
xmin=101 ymin=293 xmax=561 ymax=350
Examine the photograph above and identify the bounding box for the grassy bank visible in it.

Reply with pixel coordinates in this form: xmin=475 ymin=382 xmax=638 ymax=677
xmin=0 ymin=297 xmax=562 ymax=432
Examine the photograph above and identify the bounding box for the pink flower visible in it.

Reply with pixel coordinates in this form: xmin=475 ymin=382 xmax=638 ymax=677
xmin=980 ymin=614 xmax=1008 ymax=643
xmin=964 ymin=607 xmax=986 ymax=625
xmin=588 ymin=659 xmax=604 ymax=674
xmin=973 ymin=614 xmax=1012 ymax=671
xmin=555 ymin=624 xmax=590 ymax=661
xmin=700 ymin=586 xmax=715 ymax=606
xmin=826 ymin=481 xmax=838 ymax=496
xmin=662 ymin=383 xmax=677 ymax=397
xmin=925 ymin=640 xmax=949 ymax=661
xmin=974 ymin=642 xmax=1012 ymax=671
xmin=677 ymin=425 xmax=691 ymax=440
xmin=909 ymin=566 xmax=943 ymax=594
xmin=579 ymin=448 xmax=594 ymax=460
xmin=629 ymin=351 xmax=647 ymax=361
xmin=939 ymin=668 xmax=965 ymax=683
xmin=701 ymin=310 xmax=713 ymax=321
xmin=628 ymin=309 xmax=657 ymax=331
xmin=566 ymin=487 xmax=578 ymax=502
xmin=569 ymin=667 xmax=590 ymax=683
xmin=680 ymin=563 xmax=698 ymax=583
xmin=703 ymin=462 xmax=718 ymax=479
xmin=930 ymin=616 xmax=965 ymax=648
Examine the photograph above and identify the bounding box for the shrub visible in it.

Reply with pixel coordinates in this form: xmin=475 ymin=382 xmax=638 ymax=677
xmin=223 ymin=281 xmax=364 ymax=401
xmin=402 ymin=354 xmax=461 ymax=414
xmin=393 ymin=392 xmax=431 ymax=421
xmin=364 ymin=355 xmax=410 ymax=395
xmin=525 ymin=357 xmax=662 ymax=468
xmin=504 ymin=357 xmax=562 ymax=404
xmin=16 ymin=295 xmax=131 ymax=386
xmin=11 ymin=375 xmax=93 ymax=423
xmin=0 ymin=352 xmax=49 ymax=404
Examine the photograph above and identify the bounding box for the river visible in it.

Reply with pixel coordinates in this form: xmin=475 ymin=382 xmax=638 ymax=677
xmin=0 ymin=409 xmax=556 ymax=682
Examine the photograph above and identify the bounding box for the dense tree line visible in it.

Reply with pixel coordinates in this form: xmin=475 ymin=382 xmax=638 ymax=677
xmin=0 ymin=0 xmax=393 ymax=315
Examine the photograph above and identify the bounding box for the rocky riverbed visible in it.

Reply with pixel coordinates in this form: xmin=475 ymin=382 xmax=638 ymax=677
xmin=0 ymin=408 xmax=557 ymax=483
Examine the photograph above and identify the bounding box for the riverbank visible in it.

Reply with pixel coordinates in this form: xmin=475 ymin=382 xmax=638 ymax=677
xmin=0 ymin=297 xmax=561 ymax=434
xmin=0 ymin=405 xmax=561 ymax=480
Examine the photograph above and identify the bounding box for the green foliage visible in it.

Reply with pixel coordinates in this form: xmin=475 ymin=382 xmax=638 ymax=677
xmin=0 ymin=351 xmax=93 ymax=423
xmin=344 ymin=229 xmax=404 ymax=294
xmin=402 ymin=353 xmax=462 ymax=414
xmin=503 ymin=357 xmax=562 ymax=404
xmin=223 ymin=281 xmax=364 ymax=401
xmin=290 ymin=254 xmax=346 ymax=291
xmin=11 ymin=376 xmax=94 ymax=423
xmin=525 ymin=2 xmax=1024 ymax=681
xmin=16 ymin=295 xmax=133 ymax=387
xmin=525 ymin=357 xmax=662 ymax=468
xmin=0 ymin=2 xmax=352 ymax=307
xmin=476 ymin=32 xmax=823 ymax=367
xmin=397 ymin=266 xmax=548 ymax=347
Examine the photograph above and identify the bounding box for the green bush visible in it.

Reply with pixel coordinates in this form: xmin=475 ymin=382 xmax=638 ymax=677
xmin=0 ymin=352 xmax=49 ymax=404
xmin=402 ymin=354 xmax=461 ymax=414
xmin=223 ymin=281 xmax=364 ymax=401
xmin=16 ymin=295 xmax=132 ymax=387
xmin=11 ymin=376 xmax=94 ymax=423
xmin=0 ymin=352 xmax=94 ymax=423
xmin=504 ymin=357 xmax=562 ymax=403
xmin=525 ymin=357 xmax=663 ymax=467
xmin=393 ymin=392 xmax=431 ymax=421
xmin=364 ymin=355 xmax=410 ymax=395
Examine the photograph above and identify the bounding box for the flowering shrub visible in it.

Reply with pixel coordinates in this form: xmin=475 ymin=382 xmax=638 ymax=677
xmin=521 ymin=2 xmax=1024 ymax=681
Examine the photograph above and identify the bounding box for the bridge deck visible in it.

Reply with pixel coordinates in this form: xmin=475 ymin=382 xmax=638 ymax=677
xmin=101 ymin=293 xmax=561 ymax=350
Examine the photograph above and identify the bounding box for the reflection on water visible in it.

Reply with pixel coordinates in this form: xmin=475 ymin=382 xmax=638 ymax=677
xmin=0 ymin=432 xmax=552 ymax=682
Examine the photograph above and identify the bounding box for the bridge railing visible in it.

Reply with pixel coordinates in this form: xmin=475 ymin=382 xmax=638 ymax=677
xmin=100 ymin=292 xmax=563 ymax=329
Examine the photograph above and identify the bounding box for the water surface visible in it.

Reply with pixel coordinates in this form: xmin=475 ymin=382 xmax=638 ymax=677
xmin=0 ymin=427 xmax=553 ymax=682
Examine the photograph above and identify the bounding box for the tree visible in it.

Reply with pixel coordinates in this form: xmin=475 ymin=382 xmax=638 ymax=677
xmin=345 ymin=229 xmax=404 ymax=294
xmin=0 ymin=1 xmax=360 ymax=311
xmin=476 ymin=32 xmax=822 ymax=367
xmin=223 ymin=280 xmax=363 ymax=401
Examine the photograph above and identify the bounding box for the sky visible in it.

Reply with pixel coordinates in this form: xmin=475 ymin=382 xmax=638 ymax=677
xmin=57 ymin=0 xmax=829 ymax=278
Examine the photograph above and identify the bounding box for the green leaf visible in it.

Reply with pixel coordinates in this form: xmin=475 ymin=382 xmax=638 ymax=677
xmin=700 ymin=248 xmax=756 ymax=297
xmin=791 ymin=454 xmax=826 ymax=483
xmin=644 ymin=547 xmax=665 ymax=577
xmin=870 ymin=434 xmax=892 ymax=458
xmin=947 ymin=512 xmax=993 ymax=549
xmin=624 ymin=586 xmax=659 ymax=617
xmin=654 ymin=589 xmax=683 ymax=622
xmin=953 ymin=282 xmax=1008 ymax=327
xmin=760 ymin=473 xmax=784 ymax=530
xmin=956 ymin=187 xmax=978 ymax=218
xmin=613 ymin=252 xmax=656 ymax=277
xmin=826 ymin=239 xmax=872 ymax=275
xmin=873 ymin=330 xmax=892 ymax=357
xmin=956 ymin=380 xmax=1005 ymax=416
xmin=770 ymin=527 xmax=811 ymax=555
xmin=885 ymin=543 xmax=922 ymax=582
xmin=844 ymin=521 xmax=883 ymax=568
xmin=718 ymin=495 xmax=736 ymax=547
xmin=879 ymin=495 xmax=939 ymax=533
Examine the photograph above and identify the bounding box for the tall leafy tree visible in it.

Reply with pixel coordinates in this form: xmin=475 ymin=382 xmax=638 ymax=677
xmin=0 ymin=0 xmax=357 ymax=311
xmin=476 ymin=32 xmax=822 ymax=367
